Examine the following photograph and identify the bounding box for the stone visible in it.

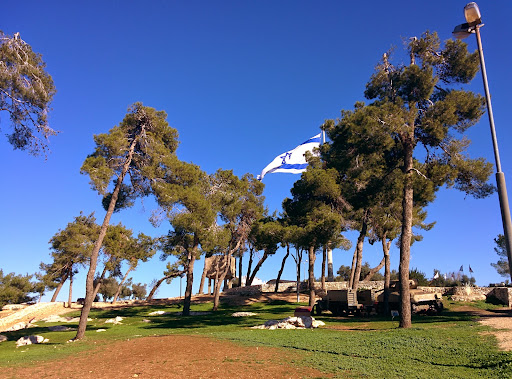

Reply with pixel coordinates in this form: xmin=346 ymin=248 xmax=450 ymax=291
xmin=255 ymin=316 xmax=323 ymax=330
xmin=231 ymin=312 xmax=257 ymax=317
xmin=16 ymin=335 xmax=49 ymax=348
xmin=148 ymin=311 xmax=168 ymax=316
xmin=0 ymin=335 xmax=7 ymax=343
xmin=105 ymin=316 xmax=123 ymax=324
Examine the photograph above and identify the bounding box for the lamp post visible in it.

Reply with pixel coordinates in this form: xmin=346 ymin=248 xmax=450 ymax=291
xmin=453 ymin=2 xmax=512 ymax=282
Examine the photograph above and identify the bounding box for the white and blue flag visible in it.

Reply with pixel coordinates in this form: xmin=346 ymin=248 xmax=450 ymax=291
xmin=257 ymin=133 xmax=321 ymax=180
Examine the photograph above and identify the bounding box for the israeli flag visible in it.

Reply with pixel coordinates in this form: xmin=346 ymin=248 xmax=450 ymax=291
xmin=257 ymin=133 xmax=321 ymax=180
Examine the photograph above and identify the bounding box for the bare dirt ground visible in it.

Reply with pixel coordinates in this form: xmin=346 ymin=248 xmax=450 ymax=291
xmin=2 ymin=295 xmax=512 ymax=378
xmin=2 ymin=334 xmax=329 ymax=379
xmin=451 ymin=305 xmax=512 ymax=350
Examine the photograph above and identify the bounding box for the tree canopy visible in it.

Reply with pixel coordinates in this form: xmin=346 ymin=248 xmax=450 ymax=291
xmin=0 ymin=31 xmax=56 ymax=155
xmin=322 ymin=31 xmax=494 ymax=328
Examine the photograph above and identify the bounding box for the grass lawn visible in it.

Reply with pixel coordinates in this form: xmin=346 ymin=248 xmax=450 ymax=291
xmin=1 ymin=298 xmax=511 ymax=378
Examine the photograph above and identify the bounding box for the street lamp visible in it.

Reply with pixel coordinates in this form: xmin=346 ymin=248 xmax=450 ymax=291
xmin=453 ymin=2 xmax=512 ymax=282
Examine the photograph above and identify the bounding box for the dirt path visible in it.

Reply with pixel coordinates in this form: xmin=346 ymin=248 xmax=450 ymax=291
xmin=1 ymin=334 xmax=329 ymax=379
xmin=451 ymin=305 xmax=512 ymax=350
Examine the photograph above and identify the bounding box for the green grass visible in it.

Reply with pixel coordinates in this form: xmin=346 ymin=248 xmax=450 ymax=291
xmin=1 ymin=299 xmax=512 ymax=378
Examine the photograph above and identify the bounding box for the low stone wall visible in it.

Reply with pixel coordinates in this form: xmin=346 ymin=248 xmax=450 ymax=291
xmin=224 ymin=282 xmax=512 ymax=307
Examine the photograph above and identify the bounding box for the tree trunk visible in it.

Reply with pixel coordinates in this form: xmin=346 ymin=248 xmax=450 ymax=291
xmin=327 ymin=246 xmax=334 ymax=282
xmin=50 ymin=270 xmax=69 ymax=302
xmin=213 ymin=241 xmax=240 ymax=311
xmin=197 ymin=258 xmax=208 ymax=295
xmin=247 ymin=251 xmax=269 ymax=286
xmin=147 ymin=276 xmax=167 ymax=301
xmin=349 ymin=248 xmax=357 ymax=288
xmin=399 ymin=139 xmax=414 ymax=328
xmin=92 ymin=264 xmax=110 ymax=301
xmin=74 ymin=129 xmax=140 ymax=341
xmin=274 ymin=244 xmax=290 ymax=292
xmin=321 ymin=245 xmax=327 ymax=291
xmin=238 ymin=249 xmax=243 ymax=287
xmin=67 ymin=269 xmax=73 ymax=308
xmin=293 ymin=248 xmax=302 ymax=303
xmin=362 ymin=256 xmax=386 ymax=281
xmin=183 ymin=239 xmax=198 ymax=316
xmin=308 ymin=245 xmax=316 ymax=307
xmin=383 ymin=235 xmax=391 ymax=316
xmin=112 ymin=266 xmax=134 ymax=304
xmin=245 ymin=246 xmax=254 ymax=286
xmin=352 ymin=217 xmax=368 ymax=290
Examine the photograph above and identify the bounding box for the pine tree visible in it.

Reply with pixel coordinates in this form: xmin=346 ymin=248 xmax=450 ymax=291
xmin=325 ymin=32 xmax=494 ymax=328
xmin=75 ymin=103 xmax=179 ymax=340
xmin=0 ymin=31 xmax=56 ymax=155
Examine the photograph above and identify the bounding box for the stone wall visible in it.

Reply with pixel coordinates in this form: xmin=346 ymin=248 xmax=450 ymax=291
xmin=224 ymin=281 xmax=512 ymax=307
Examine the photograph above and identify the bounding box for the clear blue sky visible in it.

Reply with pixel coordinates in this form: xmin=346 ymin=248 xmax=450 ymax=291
xmin=2 ymin=1 xmax=512 ymax=301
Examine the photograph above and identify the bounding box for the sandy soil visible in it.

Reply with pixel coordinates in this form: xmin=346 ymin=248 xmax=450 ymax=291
xmin=452 ymin=305 xmax=512 ymax=350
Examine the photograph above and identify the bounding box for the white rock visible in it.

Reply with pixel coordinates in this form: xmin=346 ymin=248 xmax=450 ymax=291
xmin=232 ymin=312 xmax=257 ymax=317
xmin=105 ymin=316 xmax=123 ymax=324
xmin=0 ymin=335 xmax=7 ymax=343
xmin=96 ymin=329 xmax=107 ymax=332
xmin=254 ymin=316 xmax=322 ymax=330
xmin=148 ymin=311 xmax=167 ymax=316
xmin=16 ymin=335 xmax=49 ymax=347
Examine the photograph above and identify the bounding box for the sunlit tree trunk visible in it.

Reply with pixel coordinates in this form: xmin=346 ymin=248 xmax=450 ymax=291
xmin=275 ymin=244 xmax=290 ymax=292
xmin=308 ymin=245 xmax=316 ymax=307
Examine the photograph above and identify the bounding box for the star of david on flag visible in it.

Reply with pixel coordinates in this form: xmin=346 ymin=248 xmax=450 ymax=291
xmin=257 ymin=133 xmax=321 ymax=180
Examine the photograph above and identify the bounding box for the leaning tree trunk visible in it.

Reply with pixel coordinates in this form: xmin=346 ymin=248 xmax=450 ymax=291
xmin=183 ymin=243 xmax=198 ymax=316
xmin=247 ymin=251 xmax=269 ymax=286
xmin=74 ymin=131 xmax=140 ymax=341
xmin=274 ymin=244 xmax=290 ymax=292
xmin=308 ymin=245 xmax=316 ymax=307
xmin=352 ymin=217 xmax=368 ymax=290
xmin=50 ymin=270 xmax=69 ymax=302
xmin=245 ymin=246 xmax=254 ymax=286
xmin=67 ymin=270 xmax=73 ymax=308
xmin=197 ymin=259 xmax=208 ymax=295
xmin=399 ymin=138 xmax=414 ymax=329
xmin=146 ymin=273 xmax=177 ymax=301
xmin=348 ymin=248 xmax=357 ymax=288
xmin=92 ymin=264 xmax=110 ymax=301
xmin=362 ymin=256 xmax=385 ymax=281
xmin=112 ymin=266 xmax=134 ymax=304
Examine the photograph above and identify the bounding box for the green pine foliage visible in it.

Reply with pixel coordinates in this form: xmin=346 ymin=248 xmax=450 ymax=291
xmin=0 ymin=30 xmax=56 ymax=155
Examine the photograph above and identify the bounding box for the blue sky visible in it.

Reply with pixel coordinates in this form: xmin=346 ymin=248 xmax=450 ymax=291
xmin=2 ymin=1 xmax=512 ymax=301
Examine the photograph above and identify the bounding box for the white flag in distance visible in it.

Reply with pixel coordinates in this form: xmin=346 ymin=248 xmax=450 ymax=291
xmin=257 ymin=133 xmax=321 ymax=180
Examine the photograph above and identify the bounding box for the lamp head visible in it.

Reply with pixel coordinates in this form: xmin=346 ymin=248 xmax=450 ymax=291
xmin=464 ymin=2 xmax=482 ymax=26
